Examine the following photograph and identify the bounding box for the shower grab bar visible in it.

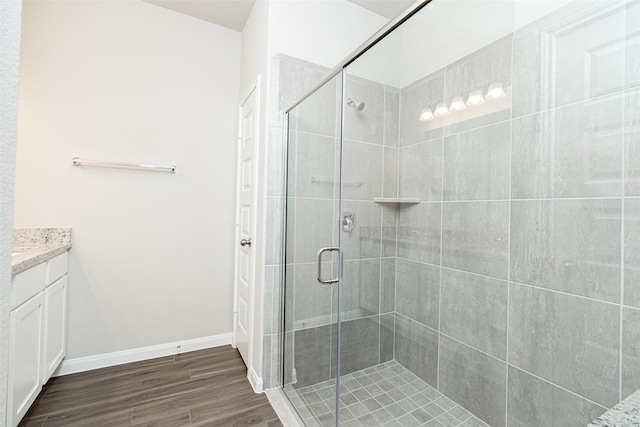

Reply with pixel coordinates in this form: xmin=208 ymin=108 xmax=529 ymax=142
xmin=311 ymin=176 xmax=365 ymax=187
xmin=317 ymin=247 xmax=339 ymax=285
xmin=72 ymin=157 xmax=176 ymax=174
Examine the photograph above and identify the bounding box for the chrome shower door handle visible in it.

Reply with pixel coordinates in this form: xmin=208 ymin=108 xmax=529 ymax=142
xmin=317 ymin=247 xmax=339 ymax=285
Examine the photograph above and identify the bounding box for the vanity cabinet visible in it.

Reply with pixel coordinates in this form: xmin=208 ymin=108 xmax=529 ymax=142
xmin=43 ymin=275 xmax=67 ymax=382
xmin=8 ymin=292 xmax=44 ymax=427
xmin=8 ymin=251 xmax=68 ymax=427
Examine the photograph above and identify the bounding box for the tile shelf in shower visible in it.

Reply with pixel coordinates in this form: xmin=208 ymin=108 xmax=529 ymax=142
xmin=373 ymin=197 xmax=421 ymax=204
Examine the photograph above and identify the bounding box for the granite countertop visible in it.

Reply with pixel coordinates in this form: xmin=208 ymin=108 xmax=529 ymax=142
xmin=588 ymin=389 xmax=640 ymax=426
xmin=12 ymin=228 xmax=72 ymax=275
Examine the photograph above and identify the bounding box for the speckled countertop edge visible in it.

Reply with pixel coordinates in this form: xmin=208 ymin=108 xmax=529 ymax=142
xmin=588 ymin=389 xmax=640 ymax=426
xmin=12 ymin=228 xmax=72 ymax=275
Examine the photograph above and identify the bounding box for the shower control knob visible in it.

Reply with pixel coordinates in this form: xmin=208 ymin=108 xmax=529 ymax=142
xmin=240 ymin=238 xmax=252 ymax=247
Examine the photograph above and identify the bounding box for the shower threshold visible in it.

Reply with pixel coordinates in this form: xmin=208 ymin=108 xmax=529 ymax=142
xmin=284 ymin=360 xmax=489 ymax=427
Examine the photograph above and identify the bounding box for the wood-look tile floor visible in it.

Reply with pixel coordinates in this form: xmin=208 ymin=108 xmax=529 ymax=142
xmin=19 ymin=346 xmax=283 ymax=427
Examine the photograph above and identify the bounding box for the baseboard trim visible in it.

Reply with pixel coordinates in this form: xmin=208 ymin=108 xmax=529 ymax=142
xmin=54 ymin=333 xmax=233 ymax=377
xmin=249 ymin=366 xmax=263 ymax=393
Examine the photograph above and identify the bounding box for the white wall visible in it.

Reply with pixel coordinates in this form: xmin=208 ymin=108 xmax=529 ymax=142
xmin=268 ymin=0 xmax=388 ymax=70
xmin=15 ymin=0 xmax=241 ymax=359
xmin=0 ymin=1 xmax=22 ymax=423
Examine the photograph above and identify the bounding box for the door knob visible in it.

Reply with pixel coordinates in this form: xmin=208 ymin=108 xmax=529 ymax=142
xmin=240 ymin=238 xmax=252 ymax=247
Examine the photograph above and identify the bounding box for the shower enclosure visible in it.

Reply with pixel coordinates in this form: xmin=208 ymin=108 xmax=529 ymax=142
xmin=280 ymin=0 xmax=639 ymax=425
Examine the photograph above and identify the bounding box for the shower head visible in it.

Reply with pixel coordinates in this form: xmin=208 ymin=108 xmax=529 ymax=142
xmin=347 ymin=97 xmax=365 ymax=111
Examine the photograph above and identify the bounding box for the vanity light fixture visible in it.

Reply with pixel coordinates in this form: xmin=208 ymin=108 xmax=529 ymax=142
xmin=419 ymin=82 xmax=509 ymax=122
xmin=486 ymin=82 xmax=506 ymax=100
xmin=466 ymin=89 xmax=485 ymax=106
xmin=419 ymin=107 xmax=435 ymax=121
xmin=434 ymin=102 xmax=450 ymax=117
xmin=449 ymin=96 xmax=466 ymax=112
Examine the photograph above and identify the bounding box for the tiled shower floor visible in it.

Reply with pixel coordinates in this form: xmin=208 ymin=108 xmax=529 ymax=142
xmin=284 ymin=360 xmax=489 ymax=427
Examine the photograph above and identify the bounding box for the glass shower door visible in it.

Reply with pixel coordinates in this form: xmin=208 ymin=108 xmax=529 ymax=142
xmin=282 ymin=72 xmax=343 ymax=426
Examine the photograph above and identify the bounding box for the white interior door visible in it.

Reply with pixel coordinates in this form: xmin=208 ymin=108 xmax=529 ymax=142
xmin=234 ymin=82 xmax=259 ymax=367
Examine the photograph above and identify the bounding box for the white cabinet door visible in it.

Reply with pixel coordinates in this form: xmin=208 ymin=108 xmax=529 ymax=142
xmin=8 ymin=293 xmax=44 ymax=427
xmin=43 ymin=276 xmax=67 ymax=383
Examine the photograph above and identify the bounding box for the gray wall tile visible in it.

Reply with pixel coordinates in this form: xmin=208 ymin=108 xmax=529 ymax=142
xmin=382 ymin=204 xmax=398 ymax=257
xmin=512 ymin=2 xmax=626 ymax=117
xmin=511 ymin=93 xmax=624 ymax=199
xmin=287 ymin=131 xmax=337 ymax=199
xmin=271 ymin=333 xmax=282 ymax=388
xmin=624 ymin=197 xmax=640 ymax=308
xmin=294 ymin=325 xmax=333 ymax=388
xmin=439 ymin=335 xmax=506 ymax=427
xmin=511 ymin=24 xmax=545 ymax=119
xmin=264 ymin=265 xmax=282 ymax=334
xmin=383 ymin=147 xmax=398 ymax=199
xmin=271 ymin=55 xmax=327 ymax=128
xmin=395 ymin=259 xmax=440 ymax=329
xmin=381 ymin=258 xmax=396 ymax=314
xmin=262 ymin=334 xmax=273 ymax=390
xmin=285 ymin=197 xmax=335 ymax=264
xmin=284 ymin=331 xmax=294 ymax=385
xmin=440 ymin=269 xmax=507 ymax=360
xmin=344 ymin=76 xmax=385 ymax=145
xmin=385 ymin=87 xmax=400 ymax=147
xmin=443 ymin=36 xmax=512 ymax=136
xmin=380 ymin=313 xmax=394 ymax=363
xmin=341 ymin=201 xmax=382 ymax=261
xmin=397 ymin=202 xmax=442 ymax=265
xmin=269 ymin=54 xmax=283 ymax=126
xmin=509 ymin=283 xmax=620 ymax=407
xmin=399 ymin=138 xmax=443 ymax=201
xmin=293 ymin=71 xmax=340 ymax=137
xmin=507 ymin=366 xmax=607 ymax=427
xmin=267 ymin=126 xmax=285 ymax=197
xmin=288 ymin=263 xmax=333 ymax=327
xmin=275 ymin=55 xmax=328 ymax=123
xmin=442 ymin=201 xmax=509 ymax=279
xmin=541 ymin=2 xmax=625 ymax=104
xmin=332 ymin=316 xmax=381 ymax=376
xmin=394 ymin=314 xmax=439 ymax=387
xmin=627 ymin=2 xmax=640 ymax=88
xmin=343 ymin=139 xmax=384 ymax=201
xmin=622 ymin=306 xmax=640 ymax=398
xmin=266 ymin=196 xmax=285 ymax=266
xmin=625 ymin=89 xmax=640 ymax=195
xmin=283 ymin=264 xmax=295 ymax=333
xmin=443 ymin=122 xmax=510 ymax=201
xmin=342 ymin=259 xmax=380 ymax=319
xmin=399 ymin=71 xmax=445 ymax=146
xmin=262 ymin=333 xmax=283 ymax=390
xmin=510 ymin=199 xmax=622 ymax=302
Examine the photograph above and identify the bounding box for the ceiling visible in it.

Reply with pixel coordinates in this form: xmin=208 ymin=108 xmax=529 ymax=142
xmin=142 ymin=0 xmax=256 ymax=31
xmin=142 ymin=0 xmax=412 ymax=32
xmin=347 ymin=0 xmax=414 ymax=18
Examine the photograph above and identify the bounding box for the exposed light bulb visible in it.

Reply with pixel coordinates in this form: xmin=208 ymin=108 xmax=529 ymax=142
xmin=449 ymin=96 xmax=467 ymax=112
xmin=486 ymin=82 xmax=506 ymax=100
xmin=419 ymin=107 xmax=434 ymax=122
xmin=434 ymin=102 xmax=450 ymax=117
xmin=466 ymin=90 xmax=485 ymax=106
